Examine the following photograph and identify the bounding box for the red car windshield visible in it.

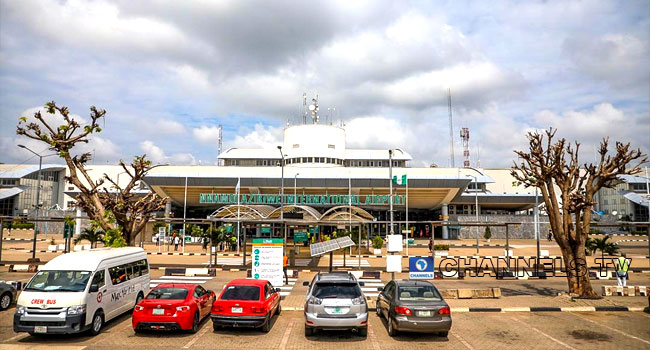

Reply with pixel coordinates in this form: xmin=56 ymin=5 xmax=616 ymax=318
xmin=147 ymin=288 xmax=189 ymax=299
xmin=220 ymin=285 xmax=260 ymax=301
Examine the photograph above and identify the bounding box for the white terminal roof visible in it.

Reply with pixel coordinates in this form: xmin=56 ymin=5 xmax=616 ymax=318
xmin=218 ymin=148 xmax=412 ymax=160
xmin=0 ymin=164 xmax=66 ymax=179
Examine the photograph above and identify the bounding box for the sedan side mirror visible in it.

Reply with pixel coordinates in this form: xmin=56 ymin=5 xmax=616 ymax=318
xmin=89 ymin=284 xmax=99 ymax=293
xmin=275 ymin=288 xmax=282 ymax=294
xmin=302 ymin=281 xmax=309 ymax=287
xmin=358 ymin=281 xmax=365 ymax=286
xmin=378 ymin=287 xmax=384 ymax=292
xmin=206 ymin=290 xmax=213 ymax=295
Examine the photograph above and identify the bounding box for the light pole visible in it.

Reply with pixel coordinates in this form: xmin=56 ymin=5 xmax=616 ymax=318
xmin=389 ymin=150 xmax=394 ymax=234
xmin=277 ymin=146 xmax=285 ymax=255
xmin=466 ymin=174 xmax=479 ymax=254
xmin=294 ymin=173 xmax=299 ymax=204
xmin=18 ymin=145 xmax=56 ymax=260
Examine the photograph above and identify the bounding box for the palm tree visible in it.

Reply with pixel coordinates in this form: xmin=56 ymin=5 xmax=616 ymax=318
xmin=74 ymin=227 xmax=105 ymax=248
xmin=590 ymin=235 xmax=619 ymax=262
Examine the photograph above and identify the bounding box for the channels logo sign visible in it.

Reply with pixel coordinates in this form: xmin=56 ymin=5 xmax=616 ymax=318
xmin=409 ymin=257 xmax=434 ymax=280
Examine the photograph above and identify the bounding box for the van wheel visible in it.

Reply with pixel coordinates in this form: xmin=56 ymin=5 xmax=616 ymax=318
xmin=89 ymin=311 xmax=104 ymax=336
xmin=134 ymin=292 xmax=144 ymax=309
xmin=0 ymin=292 xmax=12 ymax=310
xmin=189 ymin=312 xmax=199 ymax=334
xmin=375 ymin=305 xmax=382 ymax=318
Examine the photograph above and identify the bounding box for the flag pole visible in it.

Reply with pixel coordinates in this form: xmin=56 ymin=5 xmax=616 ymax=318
xmin=406 ymin=175 xmax=409 ymax=257
xmin=237 ymin=177 xmax=240 ymax=254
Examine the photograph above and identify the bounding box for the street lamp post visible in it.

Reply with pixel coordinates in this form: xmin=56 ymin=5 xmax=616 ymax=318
xmin=277 ymin=146 xmax=285 ymax=255
xmin=389 ymin=150 xmax=394 ymax=234
xmin=18 ymin=145 xmax=55 ymax=260
xmin=466 ymin=174 xmax=479 ymax=254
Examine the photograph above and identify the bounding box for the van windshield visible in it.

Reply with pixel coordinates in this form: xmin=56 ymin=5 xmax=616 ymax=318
xmin=24 ymin=270 xmax=92 ymax=292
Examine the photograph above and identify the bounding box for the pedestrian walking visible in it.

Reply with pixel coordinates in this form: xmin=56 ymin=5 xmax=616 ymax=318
xmin=616 ymin=256 xmax=630 ymax=287
xmin=174 ymin=235 xmax=180 ymax=251
xmin=428 ymin=238 xmax=433 ymax=252
xmin=547 ymin=229 xmax=553 ymax=242
xmin=283 ymin=255 xmax=289 ymax=285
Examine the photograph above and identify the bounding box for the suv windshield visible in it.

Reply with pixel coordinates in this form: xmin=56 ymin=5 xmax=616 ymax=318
xmin=24 ymin=270 xmax=92 ymax=292
xmin=220 ymin=285 xmax=260 ymax=301
xmin=397 ymin=285 xmax=442 ymax=301
xmin=147 ymin=288 xmax=189 ymax=300
xmin=312 ymin=283 xmax=362 ymax=299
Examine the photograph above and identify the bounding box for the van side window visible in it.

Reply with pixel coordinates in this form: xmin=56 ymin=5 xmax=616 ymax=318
xmin=137 ymin=259 xmax=149 ymax=276
xmin=127 ymin=262 xmax=137 ymax=280
xmin=109 ymin=265 xmax=127 ymax=285
xmin=91 ymin=270 xmax=105 ymax=289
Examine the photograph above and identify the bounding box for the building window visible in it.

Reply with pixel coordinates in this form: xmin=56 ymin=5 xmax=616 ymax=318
xmin=328 ymin=144 xmax=335 ymax=149
xmin=302 ymin=157 xmax=308 ymax=163
xmin=293 ymin=144 xmax=300 ymax=148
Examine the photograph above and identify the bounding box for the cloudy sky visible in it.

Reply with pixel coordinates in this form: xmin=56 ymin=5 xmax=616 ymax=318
xmin=1 ymin=0 xmax=648 ymax=168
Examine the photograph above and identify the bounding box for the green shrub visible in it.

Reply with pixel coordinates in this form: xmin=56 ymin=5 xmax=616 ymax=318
xmin=433 ymin=244 xmax=449 ymax=251
xmin=484 ymin=226 xmax=492 ymax=240
xmin=372 ymin=236 xmax=384 ymax=249
xmin=11 ymin=222 xmax=35 ymax=229
xmin=104 ymin=229 xmax=126 ymax=247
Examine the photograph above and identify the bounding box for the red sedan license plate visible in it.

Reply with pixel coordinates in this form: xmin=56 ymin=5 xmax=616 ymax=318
xmin=153 ymin=308 xmax=164 ymax=315
xmin=231 ymin=307 xmax=243 ymax=313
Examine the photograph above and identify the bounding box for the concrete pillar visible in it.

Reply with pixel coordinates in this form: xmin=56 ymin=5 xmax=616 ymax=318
xmin=75 ymin=208 xmax=81 ymax=236
xmin=441 ymin=203 xmax=449 ymax=239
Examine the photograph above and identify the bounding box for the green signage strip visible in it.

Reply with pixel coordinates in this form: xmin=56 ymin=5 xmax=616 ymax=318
xmin=252 ymin=238 xmax=284 ymax=244
xmin=199 ymin=193 xmax=406 ymax=206
xmin=294 ymin=232 xmax=308 ymax=242
xmin=260 ymin=227 xmax=271 ymax=234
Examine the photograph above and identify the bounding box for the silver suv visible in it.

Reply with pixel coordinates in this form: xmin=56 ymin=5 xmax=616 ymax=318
xmin=303 ymin=272 xmax=368 ymax=337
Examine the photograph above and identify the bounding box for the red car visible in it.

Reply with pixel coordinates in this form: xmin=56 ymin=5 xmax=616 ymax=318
xmin=211 ymin=279 xmax=281 ymax=332
xmin=132 ymin=284 xmax=215 ymax=333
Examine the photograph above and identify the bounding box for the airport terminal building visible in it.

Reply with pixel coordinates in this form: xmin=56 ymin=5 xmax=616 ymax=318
xmin=2 ymin=123 xmax=565 ymax=239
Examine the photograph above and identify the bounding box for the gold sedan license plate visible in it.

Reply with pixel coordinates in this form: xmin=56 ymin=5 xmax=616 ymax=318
xmin=417 ymin=311 xmax=432 ymax=317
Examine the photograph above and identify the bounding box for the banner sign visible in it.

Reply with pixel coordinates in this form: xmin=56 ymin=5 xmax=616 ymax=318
xmin=199 ymin=193 xmax=406 ymax=206
xmin=409 ymin=257 xmax=434 ymax=280
xmin=294 ymin=232 xmax=308 ymax=243
xmin=252 ymin=238 xmax=284 ymax=286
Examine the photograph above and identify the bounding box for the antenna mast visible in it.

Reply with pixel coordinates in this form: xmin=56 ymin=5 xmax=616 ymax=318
xmin=302 ymin=93 xmax=307 ymax=124
xmin=460 ymin=127 xmax=470 ymax=167
xmin=448 ymin=88 xmax=455 ymax=167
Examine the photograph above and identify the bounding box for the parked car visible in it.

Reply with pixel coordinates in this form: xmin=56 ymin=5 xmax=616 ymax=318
xmin=211 ymin=279 xmax=281 ymax=332
xmin=303 ymin=272 xmax=368 ymax=337
xmin=376 ymin=280 xmax=451 ymax=337
xmin=133 ymin=283 xmax=215 ymax=333
xmin=1 ymin=282 xmax=18 ymax=311
xmin=14 ymin=247 xmax=149 ymax=336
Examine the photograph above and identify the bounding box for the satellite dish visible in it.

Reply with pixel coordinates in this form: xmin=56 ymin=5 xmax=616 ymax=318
xmin=308 ymin=104 xmax=316 ymax=111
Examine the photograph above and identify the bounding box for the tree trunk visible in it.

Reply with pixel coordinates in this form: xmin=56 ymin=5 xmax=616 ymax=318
xmin=563 ymin=241 xmax=597 ymax=296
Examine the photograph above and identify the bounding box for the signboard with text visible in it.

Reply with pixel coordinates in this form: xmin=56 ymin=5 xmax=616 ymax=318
xmin=409 ymin=257 xmax=434 ymax=280
xmin=200 ymin=193 xmax=406 ymax=206
xmin=252 ymin=238 xmax=284 ymax=286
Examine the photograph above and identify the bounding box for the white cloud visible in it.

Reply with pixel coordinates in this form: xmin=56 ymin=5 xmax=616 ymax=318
xmin=139 ymin=140 xmax=196 ymax=165
xmin=155 ymin=119 xmax=187 ymax=135
xmin=230 ymin=124 xmax=283 ymax=149
xmin=192 ymin=125 xmax=222 ymax=144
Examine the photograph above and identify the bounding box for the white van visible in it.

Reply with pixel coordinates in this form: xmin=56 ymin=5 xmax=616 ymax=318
xmin=14 ymin=247 xmax=150 ymax=336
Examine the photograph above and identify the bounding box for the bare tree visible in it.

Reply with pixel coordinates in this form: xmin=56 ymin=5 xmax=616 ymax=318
xmin=511 ymin=128 xmax=646 ymax=296
xmin=17 ymin=101 xmax=168 ymax=245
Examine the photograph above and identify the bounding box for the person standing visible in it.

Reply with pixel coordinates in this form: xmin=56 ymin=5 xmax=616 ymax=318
xmin=283 ymin=255 xmax=289 ymax=285
xmin=616 ymin=256 xmax=630 ymax=287
xmin=174 ymin=235 xmax=180 ymax=251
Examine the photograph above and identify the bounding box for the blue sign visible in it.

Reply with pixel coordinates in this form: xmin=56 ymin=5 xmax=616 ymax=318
xmin=409 ymin=257 xmax=434 ymax=280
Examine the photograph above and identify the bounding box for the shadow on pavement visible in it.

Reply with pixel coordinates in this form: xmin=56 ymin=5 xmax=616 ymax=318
xmin=376 ymin=316 xmax=449 ymax=343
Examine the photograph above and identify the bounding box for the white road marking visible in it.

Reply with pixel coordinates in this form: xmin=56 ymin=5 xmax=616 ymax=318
xmin=367 ymin=325 xmax=381 ymax=350
xmin=279 ymin=319 xmax=295 ymax=350
xmin=2 ymin=333 xmax=29 ymax=342
xmin=511 ymin=317 xmax=576 ymax=349
xmin=568 ymin=312 xmax=650 ymax=346
xmin=450 ymin=330 xmax=475 ymax=350
xmin=183 ymin=321 xmax=211 ymax=349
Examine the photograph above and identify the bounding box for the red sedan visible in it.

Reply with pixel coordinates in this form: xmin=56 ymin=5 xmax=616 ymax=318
xmin=132 ymin=283 xmax=215 ymax=333
xmin=211 ymin=279 xmax=281 ymax=332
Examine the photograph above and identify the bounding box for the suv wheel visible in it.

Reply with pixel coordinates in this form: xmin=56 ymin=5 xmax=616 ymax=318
xmin=375 ymin=305 xmax=382 ymax=318
xmin=305 ymin=325 xmax=314 ymax=336
xmin=358 ymin=326 xmax=367 ymax=337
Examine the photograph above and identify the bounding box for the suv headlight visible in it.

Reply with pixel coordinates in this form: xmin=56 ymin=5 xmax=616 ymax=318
xmin=351 ymin=297 xmax=365 ymax=305
xmin=67 ymin=304 xmax=87 ymax=315
xmin=308 ymin=296 xmax=322 ymax=305
xmin=16 ymin=305 xmax=26 ymax=315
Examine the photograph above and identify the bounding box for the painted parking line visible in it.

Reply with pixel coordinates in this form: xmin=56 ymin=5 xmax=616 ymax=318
xmin=279 ymin=319 xmax=295 ymax=350
xmin=450 ymin=330 xmax=475 ymax=350
xmin=367 ymin=324 xmax=381 ymax=350
xmin=568 ymin=312 xmax=650 ymax=346
xmin=511 ymin=317 xmax=576 ymax=350
xmin=183 ymin=321 xmax=211 ymax=349
xmin=2 ymin=333 xmax=29 ymax=343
